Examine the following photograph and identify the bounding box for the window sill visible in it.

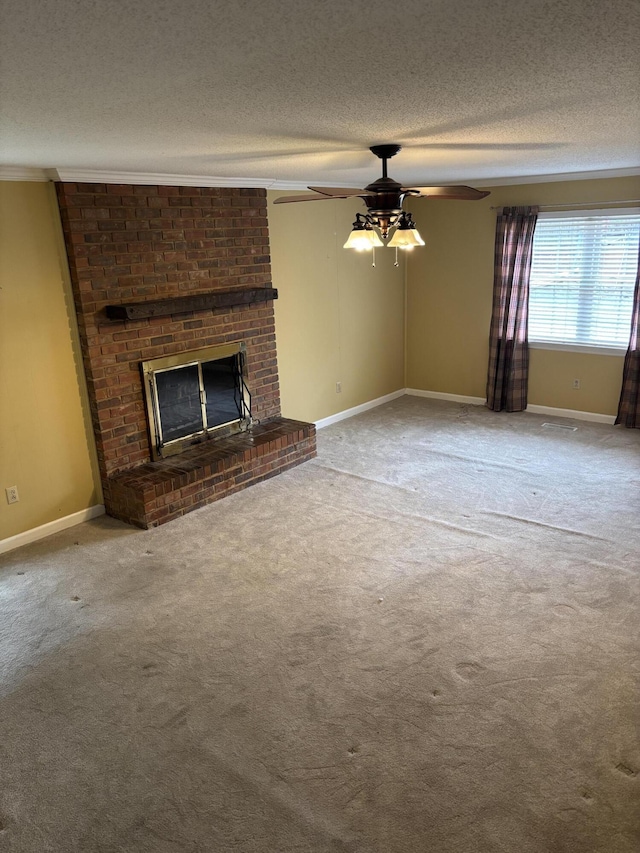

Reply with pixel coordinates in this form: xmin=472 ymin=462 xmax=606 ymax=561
xmin=529 ymin=341 xmax=627 ymax=357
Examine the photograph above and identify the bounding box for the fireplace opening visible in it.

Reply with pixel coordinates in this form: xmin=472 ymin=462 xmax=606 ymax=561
xmin=142 ymin=343 xmax=252 ymax=460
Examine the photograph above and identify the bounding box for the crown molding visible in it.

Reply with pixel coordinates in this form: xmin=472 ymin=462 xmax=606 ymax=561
xmin=0 ymin=164 xmax=345 ymax=191
xmin=469 ymin=166 xmax=640 ymax=188
xmin=51 ymin=170 xmax=319 ymax=190
xmin=0 ymin=164 xmax=316 ymax=189
xmin=51 ymin=168 xmax=282 ymax=188
xmin=3 ymin=164 xmax=637 ymax=189
xmin=0 ymin=165 xmax=50 ymax=181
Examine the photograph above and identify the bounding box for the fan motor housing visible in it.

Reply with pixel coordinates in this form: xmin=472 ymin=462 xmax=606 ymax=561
xmin=363 ymin=175 xmax=405 ymax=212
xmin=364 ymin=200 xmax=403 ymax=216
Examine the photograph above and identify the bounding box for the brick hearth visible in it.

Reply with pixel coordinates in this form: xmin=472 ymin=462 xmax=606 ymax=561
xmin=103 ymin=419 xmax=316 ymax=529
xmin=56 ymin=182 xmax=316 ymax=525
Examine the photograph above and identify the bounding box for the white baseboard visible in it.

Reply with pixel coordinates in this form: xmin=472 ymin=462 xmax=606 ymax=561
xmin=315 ymin=388 xmax=617 ymax=428
xmin=525 ymin=404 xmax=616 ymax=424
xmin=315 ymin=389 xmax=406 ymax=429
xmin=405 ymin=388 xmax=486 ymax=405
xmin=405 ymin=388 xmax=616 ymax=424
xmin=0 ymin=505 xmax=106 ymax=555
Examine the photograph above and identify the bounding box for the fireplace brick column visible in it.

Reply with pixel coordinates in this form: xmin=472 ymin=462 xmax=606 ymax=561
xmin=56 ymin=182 xmax=316 ymax=527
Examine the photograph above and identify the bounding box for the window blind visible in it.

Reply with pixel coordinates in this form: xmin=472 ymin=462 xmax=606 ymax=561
xmin=528 ymin=211 xmax=640 ymax=349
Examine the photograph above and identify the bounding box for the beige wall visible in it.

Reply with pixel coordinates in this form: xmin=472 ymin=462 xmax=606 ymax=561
xmin=268 ymin=192 xmax=406 ymax=422
xmin=406 ymin=175 xmax=640 ymax=414
xmin=0 ymin=182 xmax=101 ymax=540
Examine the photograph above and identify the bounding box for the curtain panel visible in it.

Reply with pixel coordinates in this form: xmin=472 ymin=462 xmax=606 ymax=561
xmin=486 ymin=206 xmax=539 ymax=412
xmin=615 ymin=241 xmax=640 ymax=428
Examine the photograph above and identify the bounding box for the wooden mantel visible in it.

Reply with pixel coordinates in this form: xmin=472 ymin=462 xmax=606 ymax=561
xmin=105 ymin=286 xmax=278 ymax=321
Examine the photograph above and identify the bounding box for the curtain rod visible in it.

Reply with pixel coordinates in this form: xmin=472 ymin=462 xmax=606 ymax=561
xmin=490 ymin=199 xmax=640 ymax=210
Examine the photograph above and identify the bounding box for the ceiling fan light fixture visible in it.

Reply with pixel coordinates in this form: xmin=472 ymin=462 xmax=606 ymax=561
xmin=274 ymin=144 xmax=488 ymax=260
xmin=388 ymin=213 xmax=425 ymax=249
xmin=343 ymin=214 xmax=384 ymax=250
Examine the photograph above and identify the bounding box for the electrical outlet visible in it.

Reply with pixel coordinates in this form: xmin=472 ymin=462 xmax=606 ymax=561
xmin=5 ymin=486 xmax=19 ymax=504
xmin=336 ymin=382 xmax=342 ymax=394
xmin=572 ymin=379 xmax=581 ymax=390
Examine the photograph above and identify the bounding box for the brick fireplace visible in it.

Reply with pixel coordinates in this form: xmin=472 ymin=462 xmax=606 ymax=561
xmin=56 ymin=182 xmax=316 ymax=528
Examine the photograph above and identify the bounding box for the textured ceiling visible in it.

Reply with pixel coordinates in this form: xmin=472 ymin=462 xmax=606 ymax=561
xmin=0 ymin=0 xmax=639 ymax=186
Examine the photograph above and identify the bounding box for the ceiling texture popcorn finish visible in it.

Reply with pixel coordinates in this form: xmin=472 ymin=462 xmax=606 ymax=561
xmin=0 ymin=0 xmax=638 ymax=186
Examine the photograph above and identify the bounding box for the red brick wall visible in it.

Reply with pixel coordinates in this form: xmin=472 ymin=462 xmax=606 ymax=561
xmin=56 ymin=182 xmax=280 ymax=480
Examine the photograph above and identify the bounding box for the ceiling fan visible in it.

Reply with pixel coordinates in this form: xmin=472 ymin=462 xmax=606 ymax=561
xmin=274 ymin=144 xmax=490 ymax=251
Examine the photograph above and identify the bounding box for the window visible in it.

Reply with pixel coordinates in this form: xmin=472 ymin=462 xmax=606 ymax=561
xmin=528 ymin=209 xmax=640 ymax=352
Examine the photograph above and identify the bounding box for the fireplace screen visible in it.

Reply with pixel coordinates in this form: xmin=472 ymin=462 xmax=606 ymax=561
xmin=141 ymin=343 xmax=251 ymax=459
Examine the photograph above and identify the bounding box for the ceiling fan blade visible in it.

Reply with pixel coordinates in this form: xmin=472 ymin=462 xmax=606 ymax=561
xmin=273 ymin=192 xmax=348 ymax=204
xmin=307 ymin=186 xmax=368 ymax=197
xmin=402 ymin=185 xmax=490 ymax=200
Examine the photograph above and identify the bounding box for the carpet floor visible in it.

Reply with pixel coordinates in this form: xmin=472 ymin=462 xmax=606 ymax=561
xmin=1 ymin=397 xmax=639 ymax=852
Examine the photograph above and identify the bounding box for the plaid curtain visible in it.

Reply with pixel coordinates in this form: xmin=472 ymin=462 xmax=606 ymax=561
xmin=486 ymin=206 xmax=539 ymax=412
xmin=615 ymin=242 xmax=640 ymax=428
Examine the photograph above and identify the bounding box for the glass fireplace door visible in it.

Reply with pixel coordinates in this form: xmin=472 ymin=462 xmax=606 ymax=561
xmin=154 ymin=363 xmax=204 ymax=444
xmin=142 ymin=342 xmax=251 ymax=460
xmin=202 ymin=356 xmax=241 ymax=428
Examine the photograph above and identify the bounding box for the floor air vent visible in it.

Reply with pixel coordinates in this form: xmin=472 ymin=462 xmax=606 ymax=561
xmin=542 ymin=422 xmax=578 ymax=431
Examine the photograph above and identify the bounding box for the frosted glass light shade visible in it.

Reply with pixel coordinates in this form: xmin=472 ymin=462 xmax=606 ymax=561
xmin=388 ymin=226 xmax=425 ymax=249
xmin=343 ymin=228 xmax=384 ymax=250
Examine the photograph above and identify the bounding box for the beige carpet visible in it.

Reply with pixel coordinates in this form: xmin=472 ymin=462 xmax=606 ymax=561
xmin=1 ymin=397 xmax=639 ymax=852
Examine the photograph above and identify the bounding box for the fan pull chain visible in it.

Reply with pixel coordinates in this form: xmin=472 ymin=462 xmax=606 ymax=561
xmin=372 ymin=247 xmax=376 ymax=267
xmin=394 ymin=247 xmax=399 ymax=267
